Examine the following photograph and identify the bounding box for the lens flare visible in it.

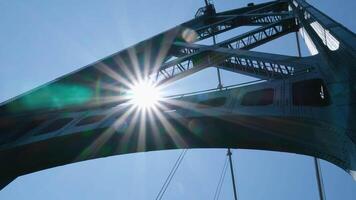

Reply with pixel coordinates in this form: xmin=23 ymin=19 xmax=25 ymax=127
xmin=129 ymin=80 xmax=161 ymax=109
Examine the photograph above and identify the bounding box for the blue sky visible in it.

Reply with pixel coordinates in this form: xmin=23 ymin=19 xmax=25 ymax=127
xmin=0 ymin=0 xmax=355 ymax=199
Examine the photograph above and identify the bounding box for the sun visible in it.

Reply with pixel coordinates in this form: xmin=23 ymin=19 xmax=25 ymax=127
xmin=129 ymin=80 xmax=162 ymax=109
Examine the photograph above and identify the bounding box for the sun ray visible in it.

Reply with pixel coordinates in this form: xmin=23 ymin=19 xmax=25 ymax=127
xmin=127 ymin=47 xmax=143 ymax=81
xmin=149 ymin=104 xmax=187 ymax=149
xmin=75 ymin=41 xmax=234 ymax=160
xmin=113 ymin=55 xmax=139 ymax=84
xmin=116 ymin=106 xmax=142 ymax=152
xmin=137 ymin=107 xmax=147 ymax=152
xmin=75 ymin=105 xmax=136 ymax=161
xmin=95 ymin=63 xmax=132 ymax=88
xmin=146 ymin=107 xmax=165 ymax=149
xmin=143 ymin=41 xmax=152 ymax=79
xmin=151 ymin=29 xmax=181 ymax=73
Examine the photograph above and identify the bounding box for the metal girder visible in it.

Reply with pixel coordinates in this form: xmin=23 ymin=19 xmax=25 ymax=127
xmin=159 ymin=16 xmax=298 ymax=82
xmin=1 ymin=75 xmax=355 ymax=189
xmin=220 ymin=16 xmax=297 ymax=49
xmin=1 ymin=0 xmax=356 ymax=191
xmin=289 ymin=0 xmax=356 ymax=144
xmin=216 ymin=1 xmax=287 ymax=17
xmin=208 ymin=46 xmax=312 ymax=78
xmin=192 ymin=12 xmax=293 ymax=41
xmin=290 ymin=0 xmax=356 ymax=53
xmin=182 ymin=1 xmax=291 ymax=42
xmin=171 ymin=15 xmax=297 ymax=55
xmin=170 ymin=16 xmax=297 ymax=57
xmin=157 ymin=16 xmax=299 ymax=82
xmin=155 ymin=44 xmax=313 ymax=83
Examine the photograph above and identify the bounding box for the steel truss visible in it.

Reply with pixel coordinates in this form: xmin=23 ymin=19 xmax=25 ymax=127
xmin=0 ymin=0 xmax=355 ymax=192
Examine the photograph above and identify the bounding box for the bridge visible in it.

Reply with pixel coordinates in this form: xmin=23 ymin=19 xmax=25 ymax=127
xmin=0 ymin=0 xmax=355 ymax=198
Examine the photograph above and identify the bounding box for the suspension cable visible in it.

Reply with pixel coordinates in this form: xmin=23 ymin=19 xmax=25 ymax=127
xmin=314 ymin=158 xmax=326 ymax=200
xmin=155 ymin=149 xmax=188 ymax=200
xmin=227 ymin=148 xmax=238 ymax=200
xmin=213 ymin=32 xmax=223 ymax=90
xmin=213 ymin=156 xmax=228 ymax=200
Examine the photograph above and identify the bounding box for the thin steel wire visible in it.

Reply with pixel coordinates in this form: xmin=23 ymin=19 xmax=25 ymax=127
xmin=155 ymin=149 xmax=188 ymax=200
xmin=214 ymin=156 xmax=228 ymax=200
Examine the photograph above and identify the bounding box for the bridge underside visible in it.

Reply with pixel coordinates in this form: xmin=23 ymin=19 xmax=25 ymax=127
xmin=0 ymin=0 xmax=355 ymax=189
xmin=0 ymin=105 xmax=354 ymax=188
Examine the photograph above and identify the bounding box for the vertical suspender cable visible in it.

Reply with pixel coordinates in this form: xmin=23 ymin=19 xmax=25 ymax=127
xmin=155 ymin=149 xmax=188 ymax=200
xmin=205 ymin=0 xmax=222 ymax=89
xmin=227 ymin=148 xmax=238 ymax=200
xmin=214 ymin=156 xmax=228 ymax=200
xmin=213 ymin=34 xmax=223 ymax=89
xmin=314 ymin=158 xmax=326 ymax=200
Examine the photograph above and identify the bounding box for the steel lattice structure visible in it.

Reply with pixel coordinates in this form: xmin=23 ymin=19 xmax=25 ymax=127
xmin=0 ymin=0 xmax=355 ymax=190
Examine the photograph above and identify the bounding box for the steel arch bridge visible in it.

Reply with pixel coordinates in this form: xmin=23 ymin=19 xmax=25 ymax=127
xmin=0 ymin=0 xmax=355 ymax=191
